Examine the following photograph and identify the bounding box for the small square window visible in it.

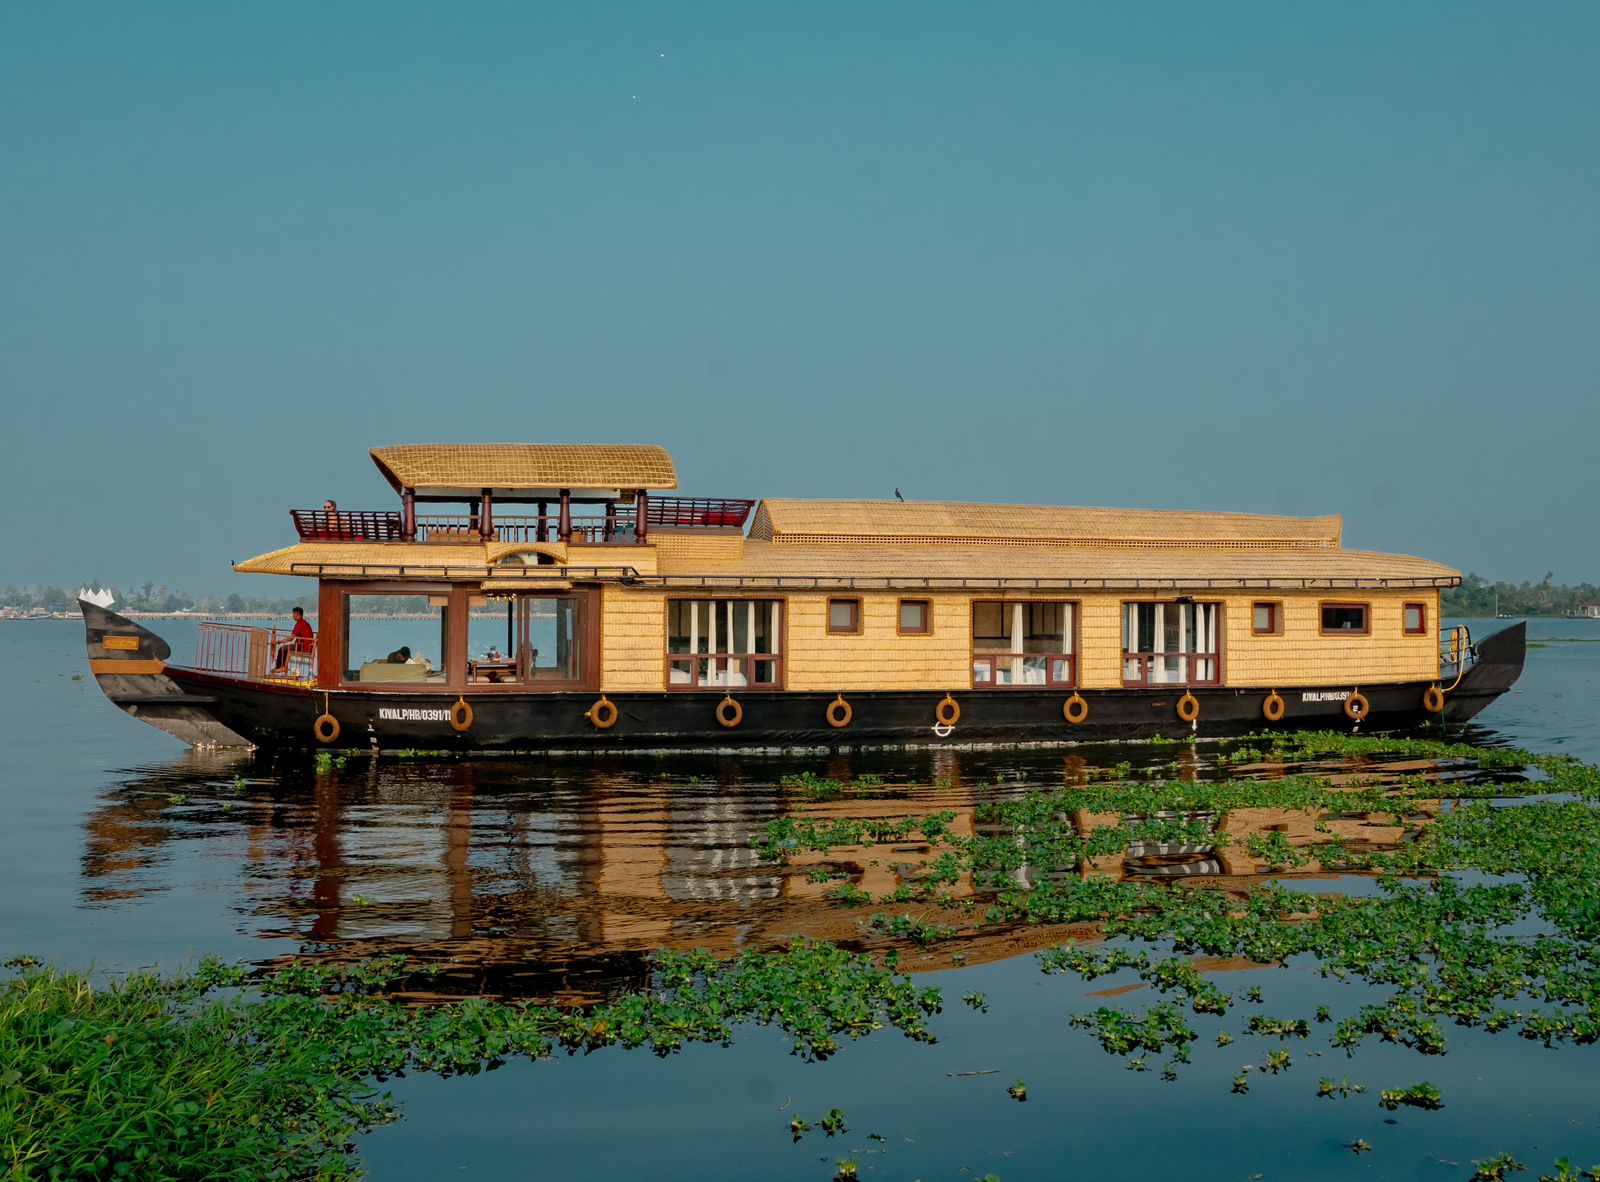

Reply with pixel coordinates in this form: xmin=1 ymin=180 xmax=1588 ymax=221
xmin=898 ymin=599 xmax=931 ymax=635
xmin=827 ymin=598 xmax=861 ymax=634
xmin=1403 ymin=603 xmax=1427 ymax=635
xmin=1252 ymin=602 xmax=1280 ymax=635
xmin=1321 ymin=603 xmax=1369 ymax=634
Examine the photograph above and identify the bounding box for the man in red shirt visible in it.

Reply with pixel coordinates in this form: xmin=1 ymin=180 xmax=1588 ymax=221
xmin=274 ymin=607 xmax=315 ymax=671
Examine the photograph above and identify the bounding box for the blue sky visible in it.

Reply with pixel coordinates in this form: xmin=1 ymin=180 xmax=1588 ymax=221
xmin=3 ymin=1 xmax=1596 ymax=595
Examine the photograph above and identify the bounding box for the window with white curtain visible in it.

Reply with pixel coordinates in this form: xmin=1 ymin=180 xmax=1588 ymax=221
xmin=667 ymin=599 xmax=783 ymax=688
xmin=1122 ymin=601 xmax=1220 ymax=685
xmin=971 ymin=600 xmax=1076 ymax=687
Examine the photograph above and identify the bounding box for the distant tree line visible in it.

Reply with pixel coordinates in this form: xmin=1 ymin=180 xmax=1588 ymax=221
xmin=1 ymin=582 xmax=313 ymax=615
xmin=1442 ymin=573 xmax=1600 ymax=617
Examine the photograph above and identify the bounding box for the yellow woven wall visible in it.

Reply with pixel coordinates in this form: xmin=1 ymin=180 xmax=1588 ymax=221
xmin=597 ymin=587 xmax=1441 ymax=693
xmin=1219 ymin=591 xmax=1439 ymax=687
xmin=782 ymin=593 xmax=974 ymax=692
xmin=651 ymin=532 xmax=745 ymax=565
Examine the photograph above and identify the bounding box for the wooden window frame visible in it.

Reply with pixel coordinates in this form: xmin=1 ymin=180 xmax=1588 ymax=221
xmin=1251 ymin=601 xmax=1283 ymax=637
xmin=1319 ymin=601 xmax=1371 ymax=637
xmin=322 ymin=581 xmax=603 ymax=693
xmin=896 ymin=597 xmax=932 ymax=636
xmin=1119 ymin=598 xmax=1225 ymax=687
xmin=969 ymin=598 xmax=1079 ymax=690
xmin=663 ymin=595 xmax=787 ymax=691
xmin=826 ymin=597 xmax=863 ymax=636
xmin=1402 ymin=601 xmax=1428 ymax=636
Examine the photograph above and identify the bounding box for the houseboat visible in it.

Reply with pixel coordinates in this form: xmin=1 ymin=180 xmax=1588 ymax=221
xmin=81 ymin=443 xmax=1525 ymax=752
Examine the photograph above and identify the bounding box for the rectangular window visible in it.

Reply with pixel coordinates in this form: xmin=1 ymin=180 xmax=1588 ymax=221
xmin=1403 ymin=602 xmax=1427 ymax=635
xmin=1122 ymin=601 xmax=1220 ymax=685
xmin=827 ymin=597 xmax=861 ymax=635
xmin=1320 ymin=603 xmax=1369 ymax=635
xmin=342 ymin=592 xmax=450 ymax=686
xmin=1252 ymin=602 xmax=1281 ymax=636
xmin=467 ymin=594 xmax=589 ymax=685
xmin=898 ymin=599 xmax=931 ymax=635
xmin=667 ymin=598 xmax=783 ymax=688
xmin=971 ymin=600 xmax=1076 ymax=687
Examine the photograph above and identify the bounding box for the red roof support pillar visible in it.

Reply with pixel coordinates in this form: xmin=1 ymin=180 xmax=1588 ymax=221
xmin=635 ymin=490 xmax=649 ymax=542
xmin=480 ymin=489 xmax=494 ymax=541
xmin=558 ymin=489 xmax=572 ymax=543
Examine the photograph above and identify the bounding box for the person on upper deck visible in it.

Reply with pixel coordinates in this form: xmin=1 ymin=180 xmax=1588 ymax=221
xmin=387 ymin=646 xmax=412 ymax=664
xmin=273 ymin=607 xmax=314 ymax=671
xmin=322 ymin=499 xmax=347 ymax=539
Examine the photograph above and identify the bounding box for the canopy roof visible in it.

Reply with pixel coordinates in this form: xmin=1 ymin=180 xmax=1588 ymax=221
xmin=370 ymin=444 xmax=678 ymax=495
xmin=751 ymin=500 xmax=1342 ymax=549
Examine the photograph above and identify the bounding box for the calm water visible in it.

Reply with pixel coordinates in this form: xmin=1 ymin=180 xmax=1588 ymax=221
xmin=3 ymin=616 xmax=1598 ymax=1179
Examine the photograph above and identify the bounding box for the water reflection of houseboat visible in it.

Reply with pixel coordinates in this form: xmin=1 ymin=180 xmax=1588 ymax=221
xmin=83 ymin=443 xmax=1523 ymax=752
xmin=81 ymin=753 xmax=1450 ymax=1000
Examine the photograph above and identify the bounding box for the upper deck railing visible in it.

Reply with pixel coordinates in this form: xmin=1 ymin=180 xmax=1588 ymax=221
xmin=290 ymin=497 xmax=754 ymax=545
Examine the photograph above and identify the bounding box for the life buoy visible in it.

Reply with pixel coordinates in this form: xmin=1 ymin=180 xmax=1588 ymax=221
xmin=1176 ymin=692 xmax=1200 ymax=723
xmin=716 ymin=696 xmax=743 ymax=728
xmin=450 ymin=697 xmax=474 ymax=733
xmin=826 ymin=695 xmax=852 ymax=728
xmin=935 ymin=695 xmax=961 ymax=727
xmin=1063 ymin=693 xmax=1089 ymax=725
xmin=313 ymin=713 xmax=340 ymax=744
xmin=1344 ymin=692 xmax=1369 ymax=722
xmin=586 ymin=696 xmax=619 ymax=730
xmin=1262 ymin=691 xmax=1285 ymax=723
xmin=1422 ymin=685 xmax=1445 ymax=714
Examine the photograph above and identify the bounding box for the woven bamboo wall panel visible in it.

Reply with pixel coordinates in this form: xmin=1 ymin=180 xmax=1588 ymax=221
xmin=596 ymin=587 xmax=1443 ymax=694
xmin=652 ymin=532 xmax=746 ymax=567
xmin=599 ymin=587 xmax=671 ymax=691
xmin=1220 ymin=591 xmax=1439 ymax=686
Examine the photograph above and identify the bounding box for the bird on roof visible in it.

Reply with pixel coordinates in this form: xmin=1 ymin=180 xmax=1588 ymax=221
xmin=894 ymin=488 xmax=905 ymax=502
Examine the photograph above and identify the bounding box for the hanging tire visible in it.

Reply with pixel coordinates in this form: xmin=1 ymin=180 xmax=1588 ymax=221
xmin=935 ymin=695 xmax=961 ymax=726
xmin=1176 ymin=692 xmax=1200 ymax=723
xmin=313 ymin=713 xmax=340 ymax=744
xmin=1344 ymin=692 xmax=1369 ymax=722
xmin=1063 ymin=693 xmax=1089 ymax=725
xmin=586 ymin=696 xmax=619 ymax=730
xmin=450 ymin=697 xmax=474 ymax=733
xmin=1262 ymin=692 xmax=1285 ymax=723
xmin=716 ymin=696 xmax=743 ymax=728
xmin=826 ymin=695 xmax=852 ymax=728
xmin=1422 ymin=685 xmax=1445 ymax=714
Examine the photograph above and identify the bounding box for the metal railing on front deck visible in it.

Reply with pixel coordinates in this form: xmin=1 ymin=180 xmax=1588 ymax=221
xmin=193 ymin=622 xmax=316 ymax=684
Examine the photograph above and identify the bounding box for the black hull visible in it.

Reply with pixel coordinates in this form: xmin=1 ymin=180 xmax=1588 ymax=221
xmin=83 ymin=603 xmax=1527 ymax=754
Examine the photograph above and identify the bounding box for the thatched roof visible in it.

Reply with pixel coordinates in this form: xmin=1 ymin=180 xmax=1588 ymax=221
xmin=649 ymin=540 xmax=1457 ymax=590
xmin=750 ymin=500 xmax=1342 ymax=549
xmin=370 ymin=444 xmax=678 ymax=494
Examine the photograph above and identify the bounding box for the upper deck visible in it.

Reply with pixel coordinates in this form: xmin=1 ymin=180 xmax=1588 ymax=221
xmin=235 ymin=442 xmax=1459 ymax=592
